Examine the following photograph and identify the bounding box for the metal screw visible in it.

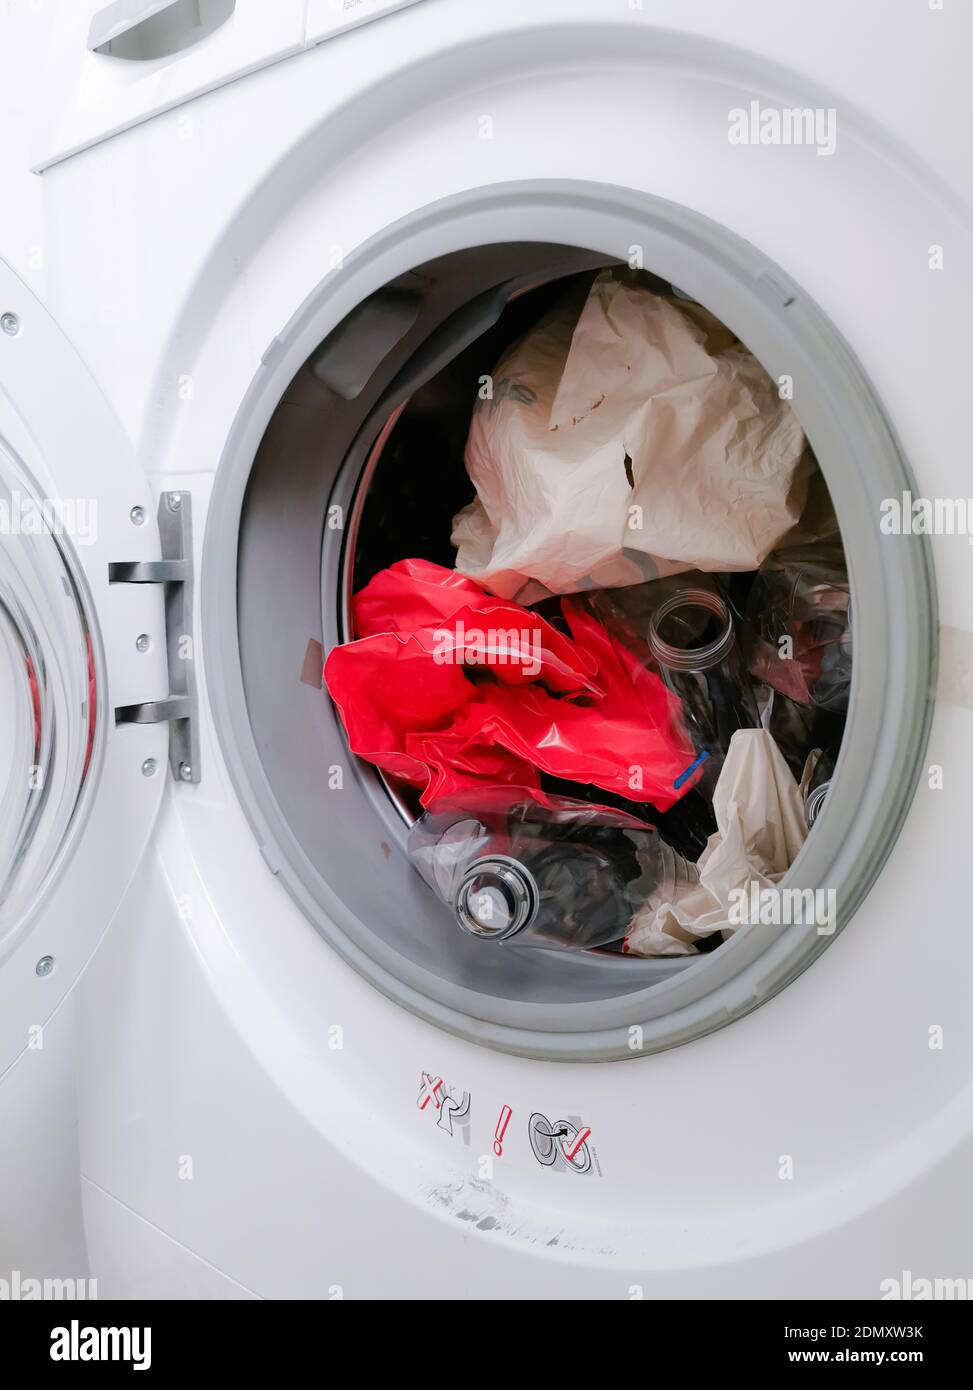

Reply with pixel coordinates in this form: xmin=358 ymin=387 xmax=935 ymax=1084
xmin=135 ymin=633 xmax=151 ymax=653
xmin=1 ymin=312 xmax=20 ymax=337
xmin=178 ymin=762 xmax=193 ymax=782
xmin=167 ymin=493 xmax=183 ymax=511
xmin=141 ymin=757 xmax=158 ymax=778
xmin=35 ymin=955 xmax=55 ymax=977
xmin=130 ymin=505 xmax=146 ymax=526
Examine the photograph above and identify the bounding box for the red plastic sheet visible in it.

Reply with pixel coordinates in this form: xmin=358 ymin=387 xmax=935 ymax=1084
xmin=324 ymin=559 xmax=699 ymax=811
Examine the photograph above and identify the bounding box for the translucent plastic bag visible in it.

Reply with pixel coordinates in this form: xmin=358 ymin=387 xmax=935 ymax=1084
xmin=743 ymin=542 xmax=852 ymax=712
xmin=624 ymin=729 xmax=809 ymax=957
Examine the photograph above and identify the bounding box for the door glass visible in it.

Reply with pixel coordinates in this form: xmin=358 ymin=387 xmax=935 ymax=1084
xmin=0 ymin=443 xmax=95 ymax=940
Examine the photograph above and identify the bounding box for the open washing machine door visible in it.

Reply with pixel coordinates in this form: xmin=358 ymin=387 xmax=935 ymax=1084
xmin=0 ymin=258 xmax=177 ymax=1077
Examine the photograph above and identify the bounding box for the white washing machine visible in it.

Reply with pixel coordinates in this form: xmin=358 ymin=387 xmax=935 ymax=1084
xmin=0 ymin=0 xmax=970 ymax=1300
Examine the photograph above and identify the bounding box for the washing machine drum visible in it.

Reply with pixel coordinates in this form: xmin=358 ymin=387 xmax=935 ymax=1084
xmin=205 ymin=213 xmax=933 ymax=1061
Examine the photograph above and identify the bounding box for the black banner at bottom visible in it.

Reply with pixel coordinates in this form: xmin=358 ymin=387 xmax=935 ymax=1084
xmin=2 ymin=1297 xmax=960 ymax=1376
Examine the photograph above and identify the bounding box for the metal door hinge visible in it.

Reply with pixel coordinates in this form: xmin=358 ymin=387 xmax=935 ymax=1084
xmin=109 ymin=491 xmax=201 ymax=784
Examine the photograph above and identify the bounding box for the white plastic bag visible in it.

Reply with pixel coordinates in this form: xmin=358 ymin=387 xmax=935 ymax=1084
xmin=453 ymin=273 xmax=809 ymax=603
xmin=623 ymin=728 xmax=809 ymax=956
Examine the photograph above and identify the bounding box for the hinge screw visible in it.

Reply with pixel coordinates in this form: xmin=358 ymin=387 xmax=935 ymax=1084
xmin=178 ymin=762 xmax=193 ymax=782
xmin=167 ymin=493 xmax=183 ymax=511
xmin=35 ymin=956 xmax=55 ymax=977
xmin=141 ymin=758 xmax=158 ymax=778
xmin=130 ymin=505 xmax=146 ymax=526
xmin=1 ymin=312 xmax=21 ymax=336
xmin=135 ymin=633 xmax=151 ymax=653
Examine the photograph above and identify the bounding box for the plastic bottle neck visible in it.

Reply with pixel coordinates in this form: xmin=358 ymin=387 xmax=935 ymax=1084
xmin=454 ymin=856 xmax=538 ymax=940
xmin=648 ymin=588 xmax=736 ymax=672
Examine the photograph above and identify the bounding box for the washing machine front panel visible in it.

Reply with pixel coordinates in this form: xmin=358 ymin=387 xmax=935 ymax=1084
xmin=198 ymin=80 xmax=961 ymax=1277
xmin=42 ymin=0 xmax=973 ymax=1292
xmin=0 ymin=260 xmax=167 ymax=1076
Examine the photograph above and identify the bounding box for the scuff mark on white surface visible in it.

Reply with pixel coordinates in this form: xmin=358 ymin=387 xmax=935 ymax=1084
xmin=419 ymin=1175 xmax=615 ymax=1255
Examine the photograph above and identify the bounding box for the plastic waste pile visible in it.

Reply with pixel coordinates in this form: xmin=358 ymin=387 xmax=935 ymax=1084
xmin=408 ymin=789 xmax=701 ymax=953
xmin=323 ymin=271 xmax=851 ymax=956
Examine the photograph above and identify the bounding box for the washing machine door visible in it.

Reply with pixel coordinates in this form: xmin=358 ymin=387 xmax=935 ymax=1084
xmin=0 ymin=259 xmax=170 ymax=1075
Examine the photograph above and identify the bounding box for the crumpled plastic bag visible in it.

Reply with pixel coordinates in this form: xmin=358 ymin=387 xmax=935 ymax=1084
xmin=323 ymin=559 xmax=700 ymax=811
xmin=452 ymin=272 xmax=810 ymax=603
xmin=623 ymin=728 xmax=808 ymax=956
xmin=743 ymin=540 xmax=852 ymax=712
xmin=352 ymin=558 xmax=599 ymax=695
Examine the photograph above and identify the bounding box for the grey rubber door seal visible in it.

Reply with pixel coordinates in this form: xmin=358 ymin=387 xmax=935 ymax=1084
xmin=202 ymin=182 xmax=935 ymax=1062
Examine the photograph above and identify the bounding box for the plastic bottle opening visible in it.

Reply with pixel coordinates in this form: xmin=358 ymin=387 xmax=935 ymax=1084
xmin=648 ymin=588 xmax=736 ymax=673
xmin=455 ymin=857 xmax=538 ymax=940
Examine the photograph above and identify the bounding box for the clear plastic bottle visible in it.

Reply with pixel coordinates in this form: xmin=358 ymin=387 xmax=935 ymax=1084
xmin=408 ymin=794 xmax=700 ymax=951
xmin=647 ymin=586 xmax=760 ymax=792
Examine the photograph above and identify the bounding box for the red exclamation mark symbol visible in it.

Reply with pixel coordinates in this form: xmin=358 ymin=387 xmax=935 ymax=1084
xmin=493 ymin=1104 xmax=513 ymax=1157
